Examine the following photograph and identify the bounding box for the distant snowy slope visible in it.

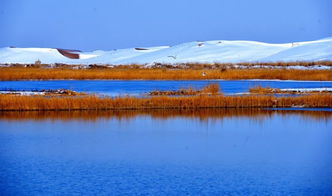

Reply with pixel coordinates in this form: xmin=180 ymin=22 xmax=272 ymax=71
xmin=115 ymin=40 xmax=291 ymax=64
xmin=1 ymin=38 xmax=332 ymax=65
xmin=260 ymin=38 xmax=332 ymax=62
xmin=81 ymin=46 xmax=169 ymax=64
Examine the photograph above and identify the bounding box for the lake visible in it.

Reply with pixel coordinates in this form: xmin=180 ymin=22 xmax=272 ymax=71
xmin=0 ymin=109 xmax=331 ymax=195
xmin=1 ymin=80 xmax=331 ymax=96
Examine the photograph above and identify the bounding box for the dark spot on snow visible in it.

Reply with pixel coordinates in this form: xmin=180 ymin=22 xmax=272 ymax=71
xmin=135 ymin=48 xmax=149 ymax=51
xmin=57 ymin=49 xmax=80 ymax=59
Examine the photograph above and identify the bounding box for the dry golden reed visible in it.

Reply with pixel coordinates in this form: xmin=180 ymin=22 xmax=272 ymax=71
xmin=1 ymin=94 xmax=331 ymax=111
xmin=249 ymin=86 xmax=279 ymax=94
xmin=0 ymin=67 xmax=331 ymax=81
xmin=149 ymin=83 xmax=220 ymax=96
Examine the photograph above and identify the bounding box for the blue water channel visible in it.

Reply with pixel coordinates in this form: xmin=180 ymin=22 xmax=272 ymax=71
xmin=0 ymin=80 xmax=331 ymax=96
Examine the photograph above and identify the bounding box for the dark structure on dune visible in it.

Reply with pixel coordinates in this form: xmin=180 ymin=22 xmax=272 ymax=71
xmin=57 ymin=49 xmax=81 ymax=59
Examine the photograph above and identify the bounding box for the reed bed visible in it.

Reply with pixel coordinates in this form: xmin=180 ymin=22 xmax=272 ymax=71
xmin=0 ymin=67 xmax=331 ymax=81
xmin=149 ymin=83 xmax=220 ymax=96
xmin=1 ymin=94 xmax=331 ymax=111
xmin=249 ymin=86 xmax=280 ymax=94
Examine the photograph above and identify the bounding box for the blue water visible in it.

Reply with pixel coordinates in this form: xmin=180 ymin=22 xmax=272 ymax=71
xmin=0 ymin=111 xmax=331 ymax=195
xmin=0 ymin=80 xmax=331 ymax=96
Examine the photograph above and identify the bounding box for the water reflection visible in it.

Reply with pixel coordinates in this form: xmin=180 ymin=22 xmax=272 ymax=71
xmin=0 ymin=108 xmax=331 ymax=122
xmin=0 ymin=109 xmax=331 ymax=195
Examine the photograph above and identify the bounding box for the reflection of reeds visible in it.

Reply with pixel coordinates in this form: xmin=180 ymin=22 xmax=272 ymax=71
xmin=0 ymin=109 xmax=331 ymax=122
xmin=0 ymin=67 xmax=331 ymax=81
xmin=1 ymin=94 xmax=331 ymax=111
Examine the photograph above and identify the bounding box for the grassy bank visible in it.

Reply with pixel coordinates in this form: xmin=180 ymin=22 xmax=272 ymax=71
xmin=0 ymin=67 xmax=331 ymax=81
xmin=1 ymin=94 xmax=331 ymax=111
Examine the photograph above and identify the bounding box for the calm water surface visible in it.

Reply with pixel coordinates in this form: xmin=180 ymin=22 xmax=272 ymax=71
xmin=0 ymin=110 xmax=331 ymax=195
xmin=1 ymin=80 xmax=331 ymax=96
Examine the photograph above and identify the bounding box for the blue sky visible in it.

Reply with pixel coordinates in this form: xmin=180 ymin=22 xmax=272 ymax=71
xmin=0 ymin=0 xmax=331 ymax=51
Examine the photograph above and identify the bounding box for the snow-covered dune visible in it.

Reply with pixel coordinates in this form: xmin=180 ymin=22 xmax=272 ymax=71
xmin=1 ymin=38 xmax=332 ymax=65
xmin=0 ymin=47 xmax=70 ymax=64
xmin=116 ymin=41 xmax=290 ymax=64
xmin=260 ymin=38 xmax=332 ymax=62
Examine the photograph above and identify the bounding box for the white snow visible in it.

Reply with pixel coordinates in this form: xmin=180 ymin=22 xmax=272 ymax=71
xmin=1 ymin=38 xmax=332 ymax=66
xmin=0 ymin=91 xmax=45 ymax=95
xmin=279 ymin=88 xmax=332 ymax=92
xmin=231 ymin=65 xmax=332 ymax=70
xmin=79 ymin=54 xmax=99 ymax=59
xmin=0 ymin=47 xmax=68 ymax=64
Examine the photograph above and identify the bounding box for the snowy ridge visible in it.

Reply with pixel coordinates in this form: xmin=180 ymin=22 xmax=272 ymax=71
xmin=1 ymin=38 xmax=332 ymax=65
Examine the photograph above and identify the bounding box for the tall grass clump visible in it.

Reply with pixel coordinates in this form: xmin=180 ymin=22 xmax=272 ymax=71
xmin=202 ymin=83 xmax=219 ymax=94
xmin=149 ymin=83 xmax=221 ymax=96
xmin=249 ymin=86 xmax=280 ymax=94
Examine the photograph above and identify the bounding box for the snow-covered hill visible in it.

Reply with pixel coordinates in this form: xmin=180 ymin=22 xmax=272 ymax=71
xmin=1 ymin=38 xmax=332 ymax=65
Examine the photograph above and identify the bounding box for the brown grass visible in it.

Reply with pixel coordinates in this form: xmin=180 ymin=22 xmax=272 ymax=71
xmin=149 ymin=83 xmax=220 ymax=96
xmin=202 ymin=83 xmax=219 ymax=94
xmin=249 ymin=86 xmax=281 ymax=94
xmin=0 ymin=67 xmax=331 ymax=81
xmin=1 ymin=94 xmax=331 ymax=111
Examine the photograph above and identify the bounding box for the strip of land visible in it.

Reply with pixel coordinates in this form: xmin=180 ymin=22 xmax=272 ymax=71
xmin=1 ymin=94 xmax=331 ymax=111
xmin=248 ymin=86 xmax=332 ymax=94
xmin=0 ymin=67 xmax=331 ymax=81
